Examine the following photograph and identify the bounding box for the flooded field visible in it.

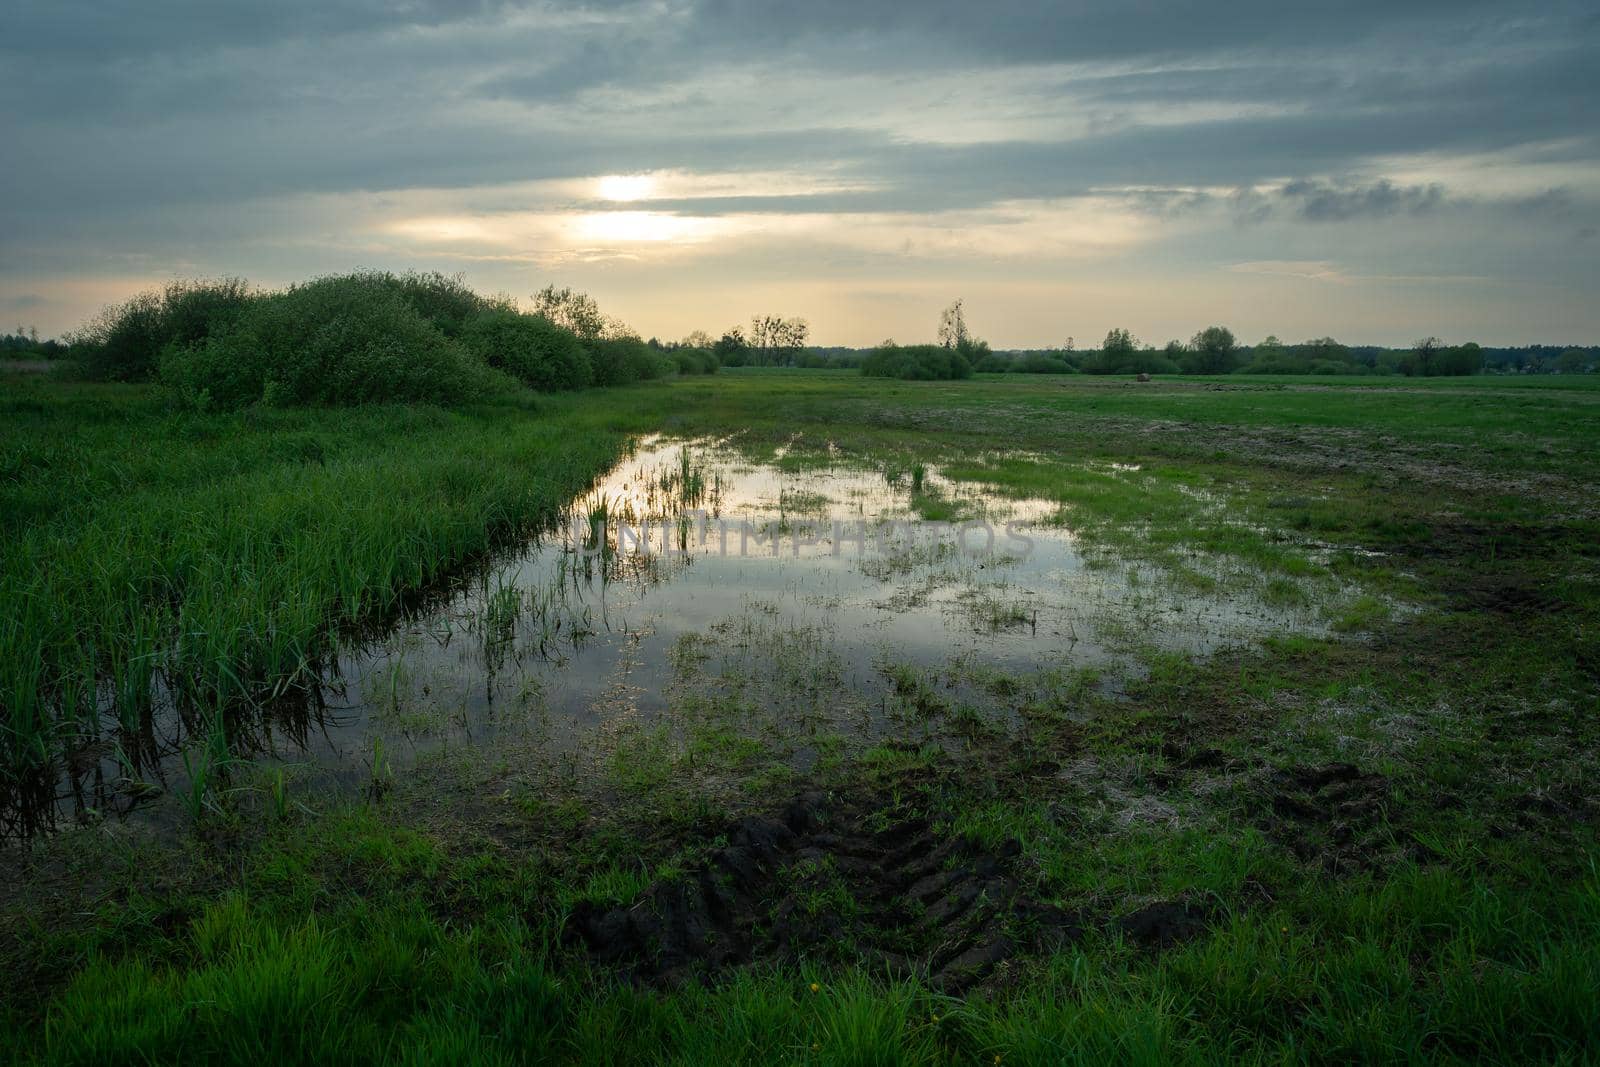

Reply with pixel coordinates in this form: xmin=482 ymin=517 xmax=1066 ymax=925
xmin=39 ymin=435 xmax=1377 ymax=832
xmin=9 ymin=370 xmax=1597 ymax=1064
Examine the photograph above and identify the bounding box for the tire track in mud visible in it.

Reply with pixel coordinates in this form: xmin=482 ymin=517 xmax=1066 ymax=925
xmin=564 ymin=790 xmax=1209 ymax=989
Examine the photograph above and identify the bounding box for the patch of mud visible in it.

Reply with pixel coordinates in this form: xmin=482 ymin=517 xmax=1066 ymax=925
xmin=1117 ymin=900 xmax=1211 ymax=950
xmin=565 ymin=791 xmax=1081 ymax=991
xmin=871 ymin=405 xmax=1600 ymax=518
xmin=1261 ymin=762 xmax=1392 ymax=872
xmin=1401 ymin=520 xmax=1598 ymax=565
xmin=1449 ymin=574 xmax=1571 ymax=617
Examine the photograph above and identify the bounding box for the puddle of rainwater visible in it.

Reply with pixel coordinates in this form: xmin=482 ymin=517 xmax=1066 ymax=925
xmin=33 ymin=435 xmax=1335 ymax=832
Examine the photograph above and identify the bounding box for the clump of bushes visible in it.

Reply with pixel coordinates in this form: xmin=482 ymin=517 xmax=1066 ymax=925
xmin=669 ymin=348 xmax=721 ymax=375
xmin=377 ymin=270 xmax=498 ymax=337
xmin=860 ymin=342 xmax=973 ymax=380
xmin=159 ymin=274 xmax=506 ymax=409
xmin=1014 ymin=352 xmax=1078 ymax=374
xmin=588 ymin=337 xmax=668 ymax=386
xmin=74 ymin=270 xmax=712 ymax=410
xmin=460 ymin=308 xmax=593 ymax=391
xmin=70 ymin=278 xmax=254 ymax=381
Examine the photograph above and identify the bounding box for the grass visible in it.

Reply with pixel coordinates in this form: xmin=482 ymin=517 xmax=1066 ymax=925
xmin=3 ymin=369 xmax=1599 ymax=1063
xmin=0 ymin=380 xmax=644 ymax=835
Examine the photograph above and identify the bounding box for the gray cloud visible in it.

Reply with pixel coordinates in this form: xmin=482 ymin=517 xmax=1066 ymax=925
xmin=1 ymin=0 xmax=1597 ymax=341
xmin=1280 ymin=179 xmax=1446 ymax=222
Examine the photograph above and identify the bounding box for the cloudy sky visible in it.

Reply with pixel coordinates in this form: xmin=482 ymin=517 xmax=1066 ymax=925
xmin=3 ymin=1 xmax=1597 ymax=346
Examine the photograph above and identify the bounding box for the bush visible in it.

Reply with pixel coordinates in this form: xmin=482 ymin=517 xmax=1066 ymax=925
xmin=972 ymin=353 xmax=1010 ymax=373
xmin=72 ymin=278 xmax=254 ymax=381
xmin=669 ymin=348 xmax=720 ymax=375
xmin=1309 ymin=359 xmax=1358 ymax=375
xmin=460 ymin=309 xmax=593 ymax=391
xmin=1083 ymin=349 xmax=1179 ymax=375
xmin=159 ymin=273 xmax=505 ymax=409
xmin=586 ymin=338 xmax=667 ymax=386
xmin=860 ymin=343 xmax=973 ymax=380
xmin=1015 ymin=353 xmax=1078 ymax=374
xmin=1237 ymin=354 xmax=1310 ymax=375
xmin=377 ymin=270 xmax=498 ymax=337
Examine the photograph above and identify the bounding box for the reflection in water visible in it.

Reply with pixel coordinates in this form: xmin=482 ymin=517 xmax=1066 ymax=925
xmin=16 ymin=436 xmax=1333 ymax=837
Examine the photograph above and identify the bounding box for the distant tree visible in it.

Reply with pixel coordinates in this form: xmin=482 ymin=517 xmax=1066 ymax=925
xmin=1083 ymin=328 xmax=1168 ymax=374
xmin=680 ymin=329 xmax=714 ymax=349
xmin=1163 ymin=340 xmax=1187 ymax=364
xmin=531 ymin=285 xmax=615 ymax=340
xmin=937 ymin=300 xmax=970 ymax=350
xmin=1238 ymin=334 xmax=1291 ymax=373
xmin=1557 ymin=348 xmax=1590 ymax=374
xmin=1438 ymin=342 xmax=1483 ymax=376
xmin=1103 ymin=328 xmax=1138 ymax=362
xmin=750 ymin=315 xmax=809 ymax=366
xmin=1404 ymin=337 xmax=1442 ymax=377
xmin=1303 ymin=336 xmax=1350 ymax=364
xmin=1083 ymin=328 xmax=1136 ymax=374
xmin=1186 ymin=326 xmax=1239 ymax=374
xmin=713 ymin=327 xmax=750 ymax=366
xmin=1 ymin=327 xmax=64 ymax=359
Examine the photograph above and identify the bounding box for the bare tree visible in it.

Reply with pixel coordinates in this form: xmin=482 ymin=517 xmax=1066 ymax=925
xmin=750 ymin=315 xmax=809 ymax=366
xmin=937 ymin=299 xmax=969 ymax=350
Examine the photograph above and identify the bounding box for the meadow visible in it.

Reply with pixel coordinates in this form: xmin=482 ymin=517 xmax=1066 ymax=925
xmin=3 ymin=366 xmax=1599 ymax=1064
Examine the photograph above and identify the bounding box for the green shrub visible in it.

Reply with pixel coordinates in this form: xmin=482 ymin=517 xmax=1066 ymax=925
xmin=860 ymin=343 xmax=973 ymax=380
xmin=1237 ymin=354 xmax=1310 ymax=375
xmin=1310 ymin=358 xmax=1358 ymax=375
xmin=159 ymin=273 xmax=506 ymax=409
xmin=669 ymin=348 xmax=720 ymax=375
xmin=972 ymin=352 xmax=1013 ymax=373
xmin=1015 ymin=353 xmax=1078 ymax=374
xmin=1082 ymin=349 xmax=1180 ymax=375
xmin=71 ymin=278 xmax=254 ymax=381
xmin=376 ymin=270 xmax=499 ymax=337
xmin=587 ymin=337 xmax=667 ymax=386
xmin=460 ymin=309 xmax=593 ymax=391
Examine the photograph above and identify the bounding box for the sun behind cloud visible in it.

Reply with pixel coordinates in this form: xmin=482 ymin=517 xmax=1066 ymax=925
xmin=596 ymin=174 xmax=657 ymax=202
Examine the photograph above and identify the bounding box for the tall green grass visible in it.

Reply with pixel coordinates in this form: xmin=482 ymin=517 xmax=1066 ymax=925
xmin=0 ymin=382 xmax=637 ymax=833
xmin=13 ymin=806 xmax=1598 ymax=1064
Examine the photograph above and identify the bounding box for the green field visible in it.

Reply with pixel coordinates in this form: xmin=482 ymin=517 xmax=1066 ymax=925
xmin=3 ymin=369 xmax=1599 ymax=1064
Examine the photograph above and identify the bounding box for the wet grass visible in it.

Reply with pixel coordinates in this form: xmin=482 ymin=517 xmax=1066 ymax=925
xmin=0 ymin=380 xmax=643 ymax=834
xmin=4 ymin=371 xmax=1600 ymax=1062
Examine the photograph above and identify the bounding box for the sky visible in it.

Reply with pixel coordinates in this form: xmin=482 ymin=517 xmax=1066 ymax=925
xmin=2 ymin=1 xmax=1597 ymax=347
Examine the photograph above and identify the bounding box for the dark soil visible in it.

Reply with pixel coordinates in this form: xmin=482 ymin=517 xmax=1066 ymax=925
xmin=1262 ymin=762 xmax=1393 ymax=873
xmin=1117 ymin=900 xmax=1211 ymax=950
xmin=565 ymin=790 xmax=1084 ymax=990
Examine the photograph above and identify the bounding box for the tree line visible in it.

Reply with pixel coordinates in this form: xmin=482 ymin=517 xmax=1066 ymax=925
xmin=1 ymin=328 xmax=67 ymax=360
xmin=25 ymin=288 xmax=1599 ymax=382
xmin=825 ymin=301 xmax=1598 ymax=379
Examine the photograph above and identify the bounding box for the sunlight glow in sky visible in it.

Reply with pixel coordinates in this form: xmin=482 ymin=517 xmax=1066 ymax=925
xmin=596 ymin=174 xmax=657 ymax=202
xmin=2 ymin=2 xmax=1596 ymax=345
